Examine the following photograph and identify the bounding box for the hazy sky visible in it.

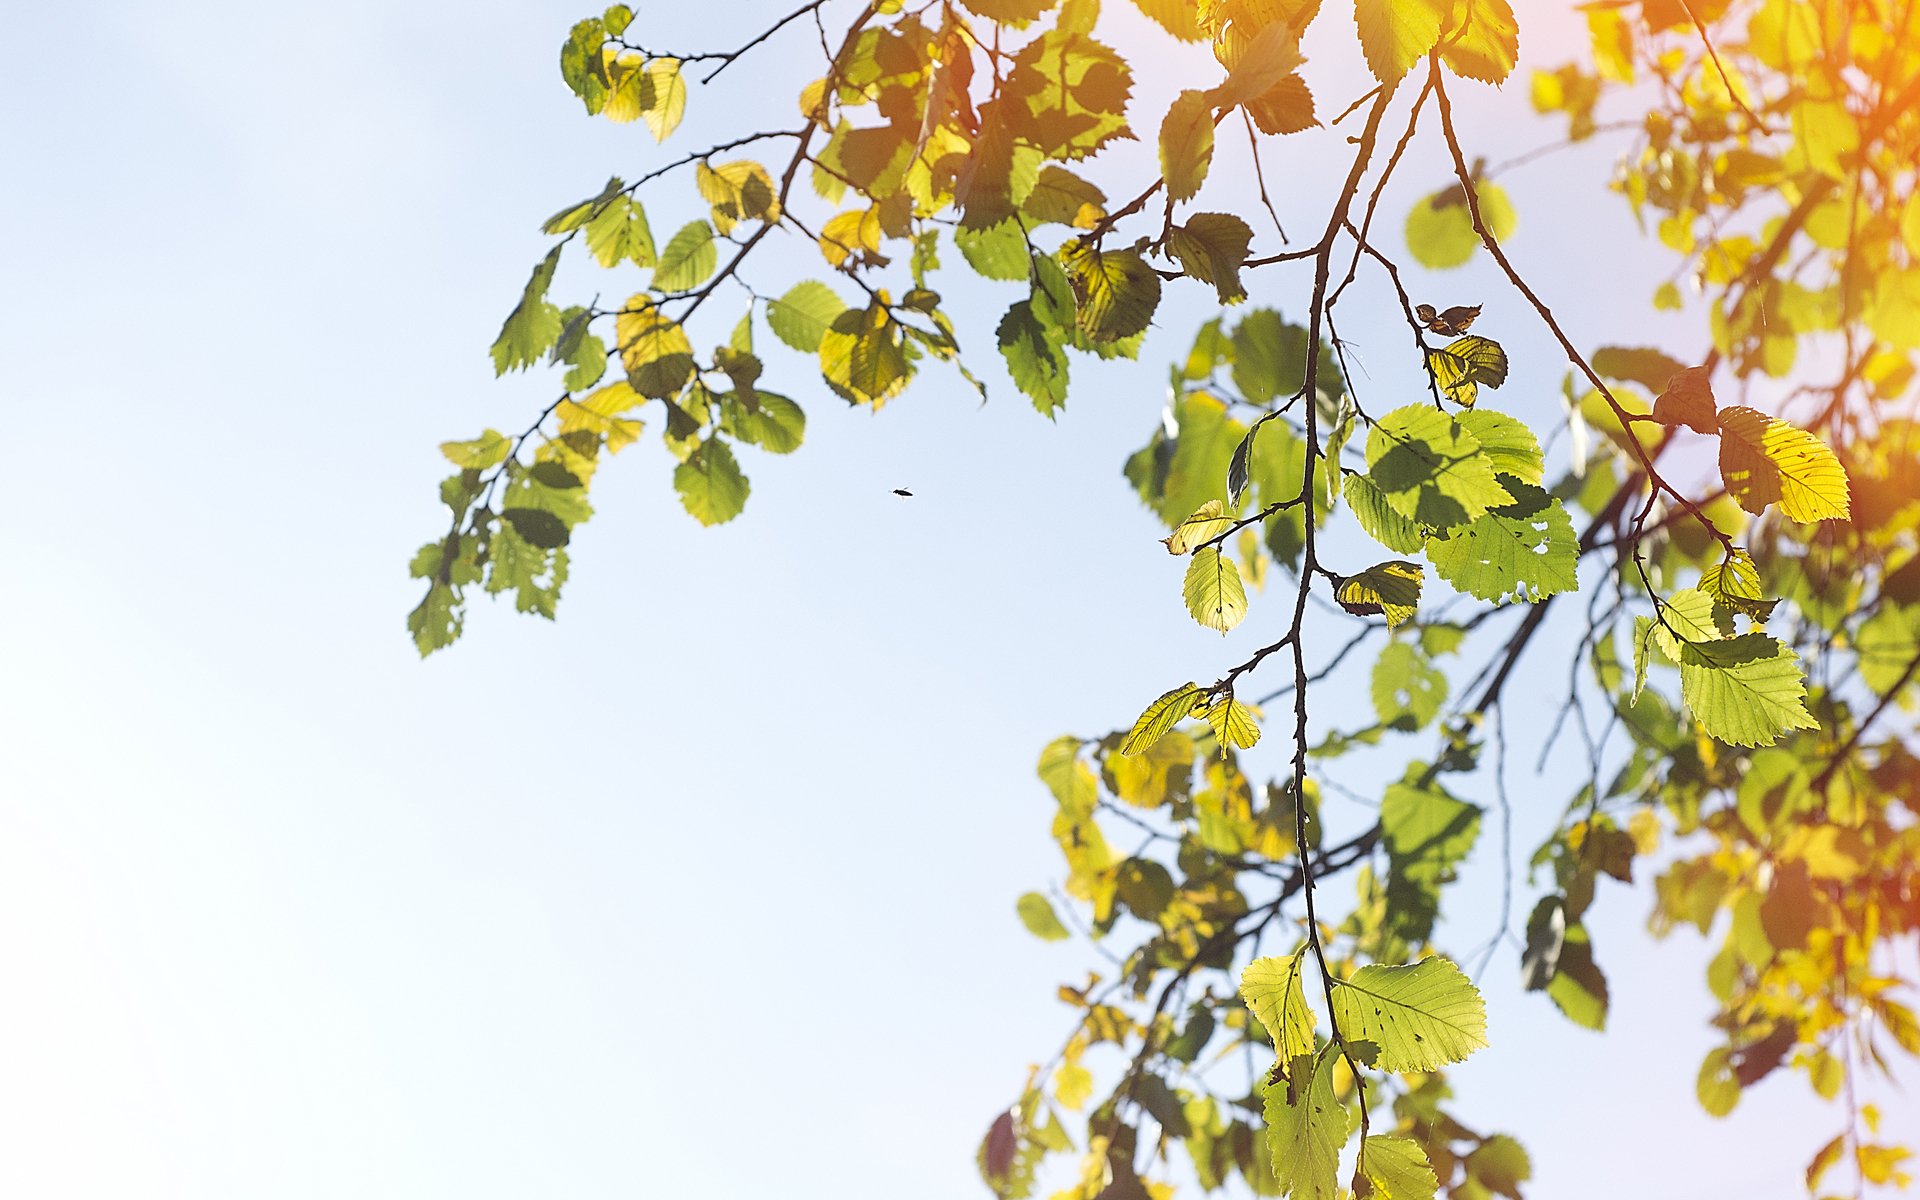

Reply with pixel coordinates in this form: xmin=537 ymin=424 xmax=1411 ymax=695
xmin=1 ymin=2 xmax=1910 ymax=1197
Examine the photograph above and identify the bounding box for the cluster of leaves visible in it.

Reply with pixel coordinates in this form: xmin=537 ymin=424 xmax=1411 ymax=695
xmin=422 ymin=0 xmax=1920 ymax=1196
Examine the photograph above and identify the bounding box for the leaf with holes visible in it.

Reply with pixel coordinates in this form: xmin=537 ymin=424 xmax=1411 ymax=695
xmin=1329 ymin=955 xmax=1489 ymax=1072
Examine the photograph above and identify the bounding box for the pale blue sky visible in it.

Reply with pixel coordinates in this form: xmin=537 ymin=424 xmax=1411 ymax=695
xmin=0 ymin=2 xmax=1909 ymax=1197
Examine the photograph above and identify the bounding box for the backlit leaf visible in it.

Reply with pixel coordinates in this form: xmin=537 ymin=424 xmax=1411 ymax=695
xmin=767 ymin=281 xmax=847 ymax=353
xmin=673 ymin=438 xmax=750 ymax=525
xmin=1205 ymin=695 xmax=1262 ymax=748
xmin=1329 ymin=955 xmax=1489 ymax=1072
xmin=1185 ymin=546 xmax=1249 ymax=633
xmin=1016 ymin=892 xmax=1072 ymax=941
xmin=1717 ymin=405 xmax=1851 ymax=522
xmin=1263 ymin=1047 xmax=1350 ymax=1200
xmin=1361 ymin=1136 xmax=1440 ymax=1200
xmin=1677 ymin=633 xmax=1819 ymax=747
xmin=1160 ymin=89 xmax=1216 ymax=202
xmin=1241 ymin=954 xmax=1317 ymax=1068
xmin=1355 ymin=0 xmax=1446 ymax=82
xmin=1119 ymin=683 xmax=1205 ymax=756
xmin=1335 ymin=560 xmax=1424 ymax=628
xmin=653 ymin=220 xmax=719 ymax=292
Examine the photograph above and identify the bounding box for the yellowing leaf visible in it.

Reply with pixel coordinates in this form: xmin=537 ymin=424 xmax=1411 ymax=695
xmin=1335 ymin=560 xmax=1423 ymax=628
xmin=1061 ymin=242 xmax=1162 ymax=342
xmin=558 ymin=381 xmax=646 ymax=452
xmin=1163 ymin=500 xmax=1233 ymax=554
xmin=1240 ymin=954 xmax=1317 ymax=1067
xmin=696 ymin=159 xmax=779 ymax=234
xmin=1120 ymin=683 xmax=1205 ymax=756
xmin=1716 ymin=405 xmax=1850 ymax=522
xmin=1205 ymin=695 xmax=1262 ymax=748
xmin=615 ymin=299 xmax=696 ymax=398
xmin=1184 ymin=546 xmax=1249 ymax=633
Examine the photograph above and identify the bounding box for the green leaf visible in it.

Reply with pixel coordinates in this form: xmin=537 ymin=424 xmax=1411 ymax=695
xmin=1016 ymin=891 xmax=1071 ymax=941
xmin=1262 ymin=1047 xmax=1350 ymax=1200
xmin=490 ymin=245 xmax=565 ymax=374
xmin=1717 ymin=405 xmax=1851 ymax=522
xmin=1329 ymin=956 xmax=1488 ymax=1072
xmin=1650 ymin=587 xmax=1734 ymax=662
xmin=585 ymin=195 xmax=656 ymax=267
xmin=1159 ymin=89 xmax=1215 ymax=202
xmin=1205 ymin=695 xmax=1261 ymax=748
xmin=1456 ymin=410 xmax=1543 ymax=484
xmin=1546 ymin=923 xmax=1608 ymax=1030
xmin=673 ymin=438 xmax=750 ymax=525
xmin=1231 ymin=308 xmax=1314 ymax=405
xmin=1425 ymin=479 xmax=1577 ymax=603
xmin=1335 ymin=560 xmax=1424 ymax=629
xmin=1354 ymin=0 xmax=1445 ymax=83
xmin=1361 ymin=1136 xmax=1440 ymax=1200
xmin=440 ymin=429 xmax=513 ymax=470
xmin=1371 ymin=642 xmax=1447 ymax=730
xmin=1464 ymin=1134 xmax=1531 ymax=1200
xmin=1406 ymin=180 xmax=1517 ymax=270
xmin=721 ymin=391 xmax=806 ymax=454
xmin=1677 ymin=633 xmax=1819 ymax=747
xmin=767 ymin=281 xmax=847 ymax=353
xmin=1520 ymin=895 xmax=1566 ymax=991
xmin=1700 ymin=548 xmax=1777 ymax=621
xmin=1061 ymin=242 xmax=1161 ymax=342
xmin=542 ymin=176 xmax=623 ymax=234
xmin=1241 ymin=954 xmax=1318 ymax=1067
xmin=652 ymin=220 xmax=719 ymax=292
xmin=408 ymin=581 xmax=463 ymax=656
xmin=998 ymin=301 xmax=1071 ymax=414
xmin=1365 ymin=405 xmax=1514 ymax=529
xmin=501 ymin=507 xmax=571 ymax=549
xmin=1184 ymin=546 xmax=1248 ymax=633
xmin=1167 ymin=213 xmax=1254 ymax=304
xmin=1345 ymin=475 xmax=1426 ymax=555
xmin=1592 ymin=345 xmax=1689 ymax=394
xmin=485 ymin=521 xmax=568 ymax=617
xmin=1119 ymin=683 xmax=1204 ymax=756
xmin=1696 ymin=1046 xmax=1741 ymax=1117
xmin=954 ymin=219 xmax=1032 ymax=281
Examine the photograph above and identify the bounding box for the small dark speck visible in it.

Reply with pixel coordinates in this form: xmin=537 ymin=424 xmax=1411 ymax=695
xmin=893 ymin=488 xmax=914 ymax=497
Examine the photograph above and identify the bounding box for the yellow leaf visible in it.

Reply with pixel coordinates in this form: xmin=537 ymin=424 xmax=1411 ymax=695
xmin=558 ymin=381 xmax=646 ymax=453
xmin=1335 ymin=561 xmax=1423 ymax=629
xmin=1716 ymin=406 xmax=1851 ymax=522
